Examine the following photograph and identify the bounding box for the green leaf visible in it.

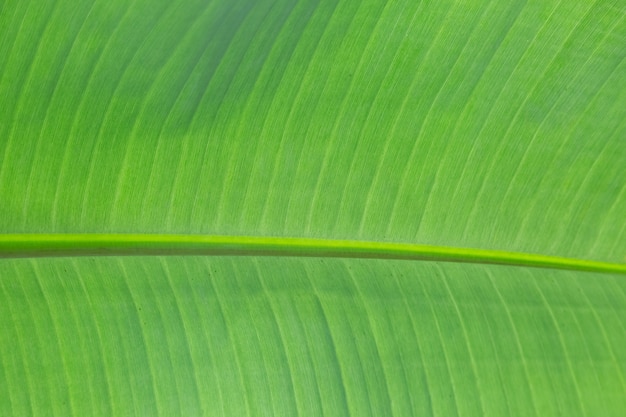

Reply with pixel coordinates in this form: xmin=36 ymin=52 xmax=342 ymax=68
xmin=1 ymin=0 xmax=625 ymax=416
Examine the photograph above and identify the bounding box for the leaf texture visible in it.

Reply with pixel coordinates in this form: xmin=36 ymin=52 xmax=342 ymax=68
xmin=1 ymin=0 xmax=625 ymax=416
xmin=2 ymin=257 xmax=626 ymax=416
xmin=0 ymin=0 xmax=625 ymax=261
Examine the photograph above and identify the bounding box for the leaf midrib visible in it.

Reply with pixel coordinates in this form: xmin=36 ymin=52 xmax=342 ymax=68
xmin=1 ymin=233 xmax=624 ymax=274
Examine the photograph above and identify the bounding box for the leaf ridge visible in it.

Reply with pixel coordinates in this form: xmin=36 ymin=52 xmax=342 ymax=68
xmin=2 ymin=233 xmax=625 ymax=274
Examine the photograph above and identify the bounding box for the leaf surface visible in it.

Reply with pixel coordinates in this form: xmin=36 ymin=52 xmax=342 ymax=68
xmin=1 ymin=0 xmax=625 ymax=415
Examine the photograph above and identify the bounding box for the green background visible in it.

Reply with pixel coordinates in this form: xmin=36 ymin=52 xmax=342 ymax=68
xmin=1 ymin=0 xmax=625 ymax=415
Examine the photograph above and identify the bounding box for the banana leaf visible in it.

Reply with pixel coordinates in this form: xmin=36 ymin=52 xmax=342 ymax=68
xmin=1 ymin=0 xmax=625 ymax=415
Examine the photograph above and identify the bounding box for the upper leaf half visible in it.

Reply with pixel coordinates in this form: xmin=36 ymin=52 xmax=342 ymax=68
xmin=1 ymin=0 xmax=624 ymax=263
